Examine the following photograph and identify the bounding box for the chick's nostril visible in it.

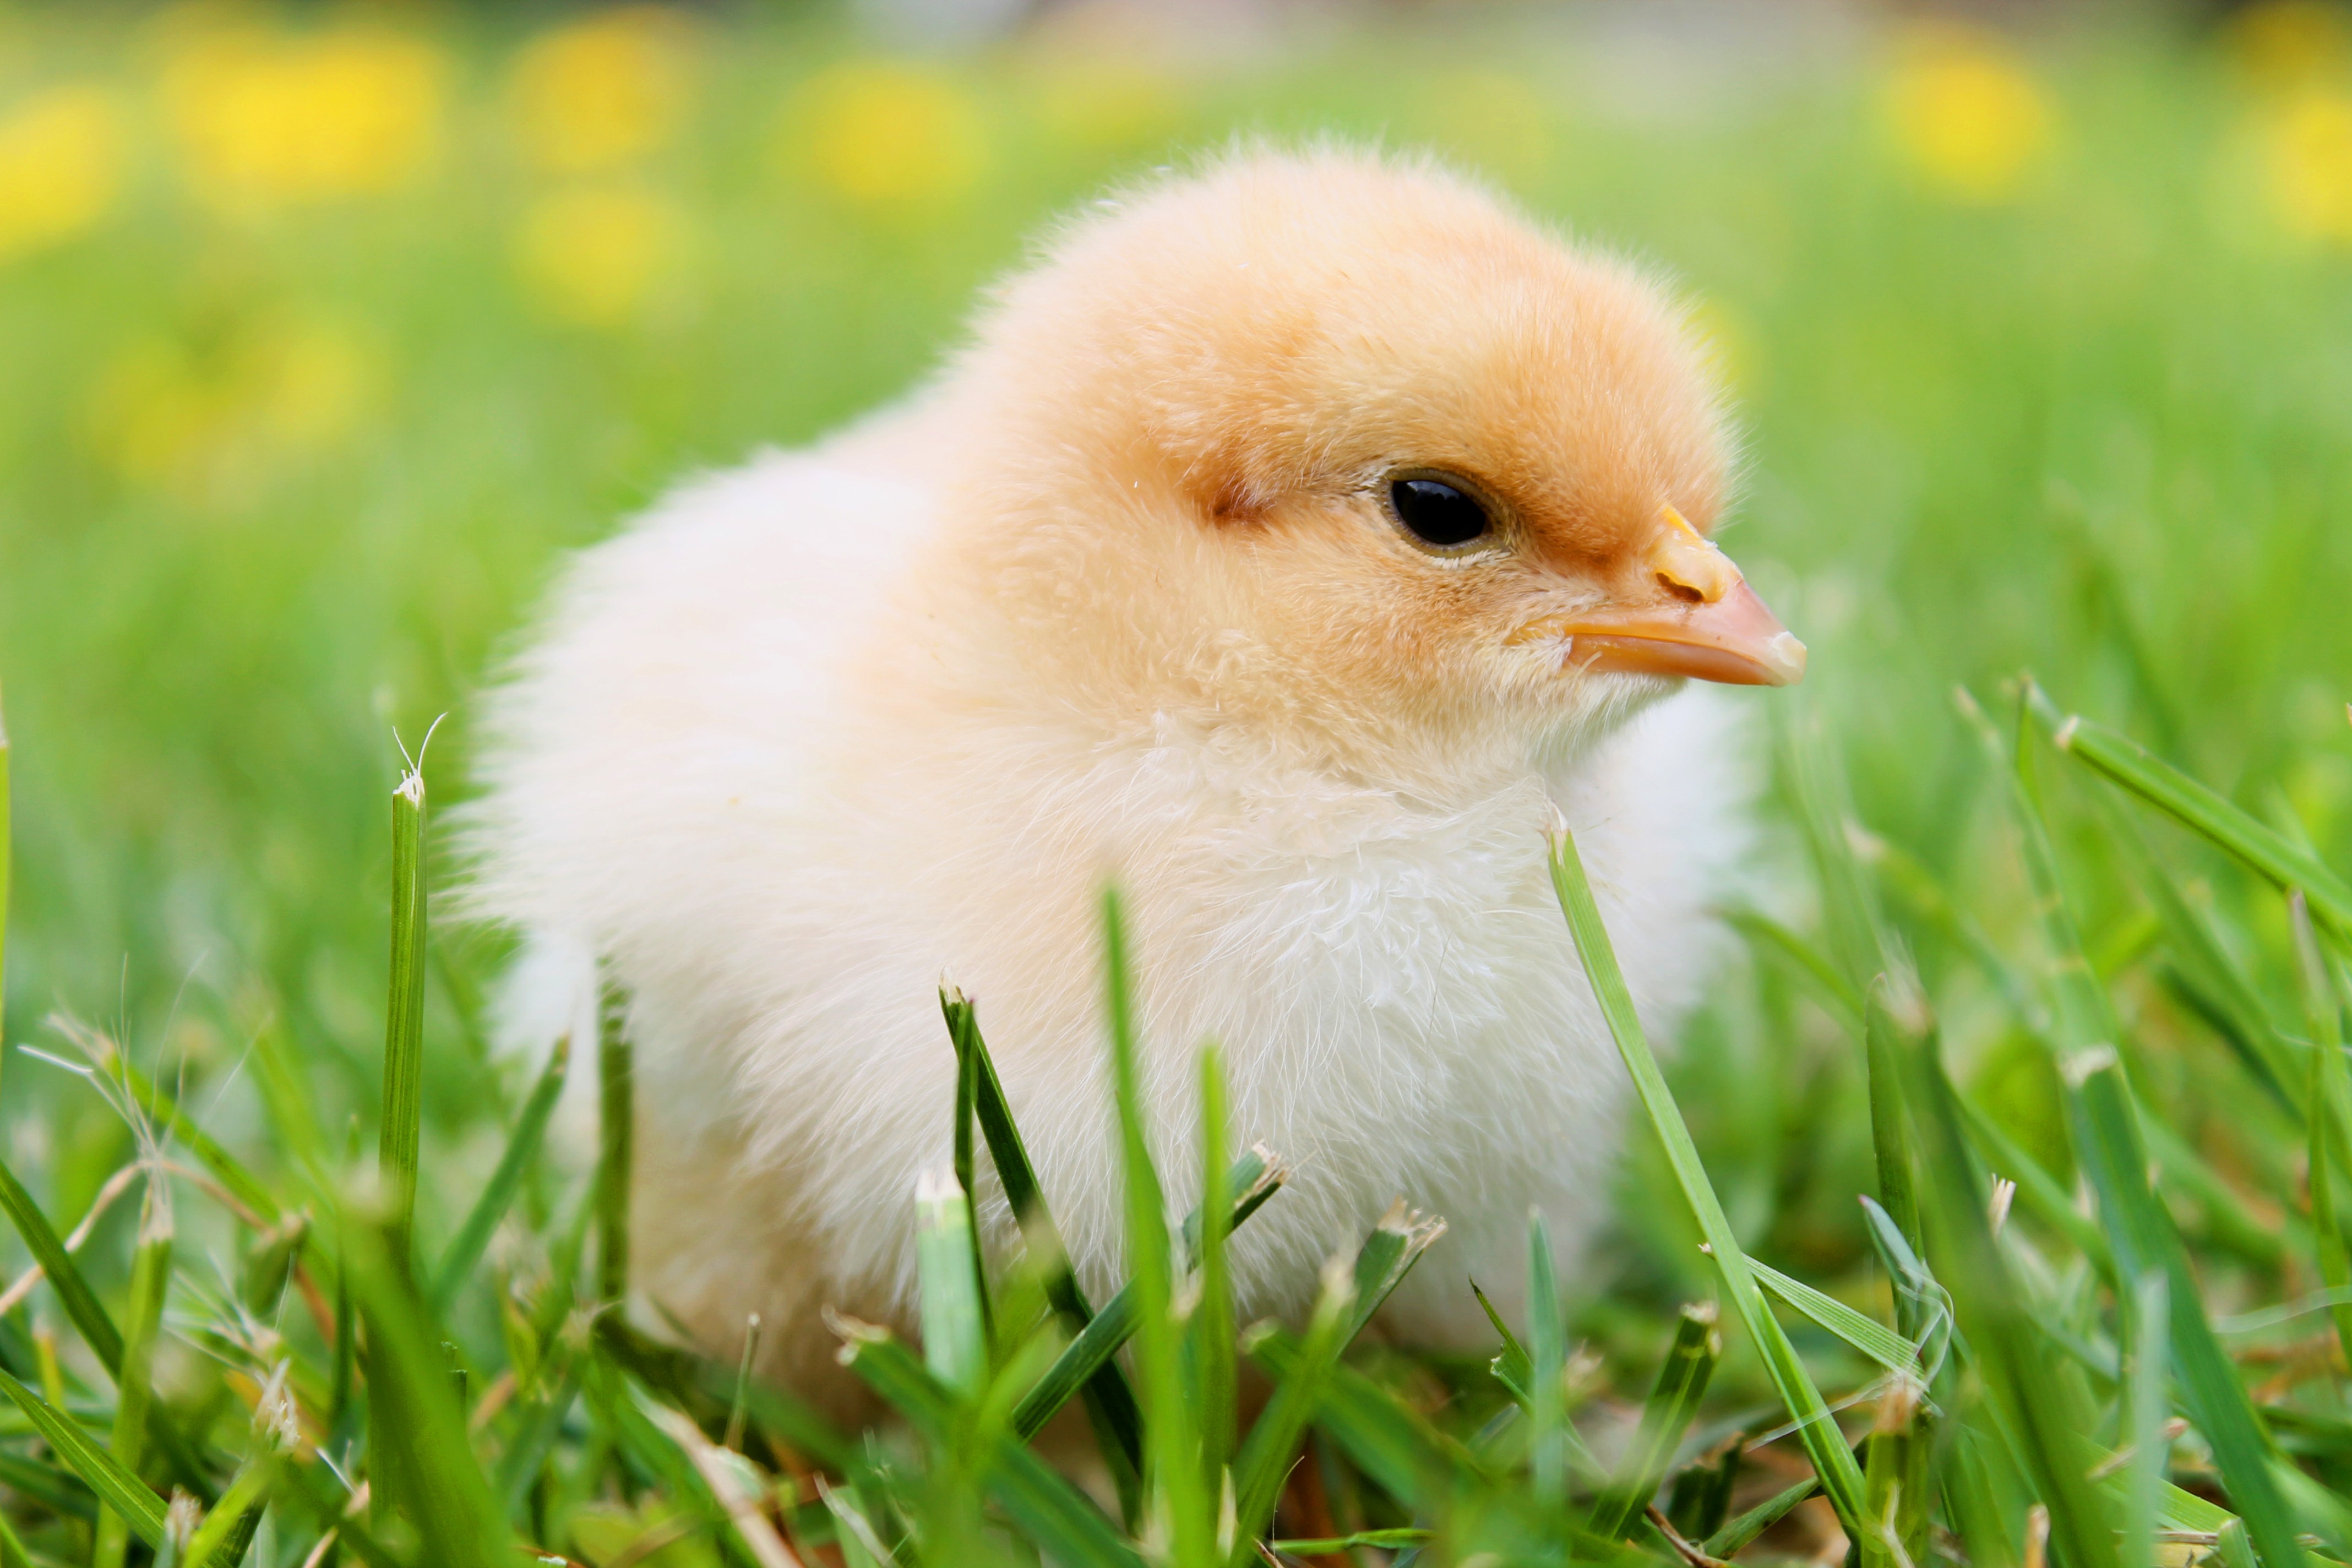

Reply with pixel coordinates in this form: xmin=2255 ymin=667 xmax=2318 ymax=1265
xmin=1657 ymin=573 xmax=1706 ymax=605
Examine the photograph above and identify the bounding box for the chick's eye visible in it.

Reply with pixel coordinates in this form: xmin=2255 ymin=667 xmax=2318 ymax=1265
xmin=1390 ymin=477 xmax=1490 ymax=549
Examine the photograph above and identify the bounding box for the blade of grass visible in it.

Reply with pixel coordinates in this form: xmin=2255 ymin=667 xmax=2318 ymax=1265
xmin=1343 ymin=1201 xmax=1446 ymax=1347
xmin=915 ymin=1167 xmax=987 ymax=1398
xmin=0 ymin=1147 xmax=122 ymax=1369
xmin=432 ymin=1031 xmax=570 ymax=1313
xmin=837 ymin=1320 xmax=1145 ymax=1568
xmin=181 ymin=1459 xmax=271 ymax=1568
xmin=1231 ymin=1262 xmax=1355 ymax=1556
xmin=2040 ymin=701 xmax=2352 ymax=938
xmin=1193 ymin=1047 xmax=1236 ymax=1495
xmin=1983 ymin=688 xmax=2306 ymax=1568
xmin=1246 ymin=1330 xmax=1473 ymax=1513
xmin=2294 ymin=891 xmax=2352 ymax=1369
xmin=946 ymin=990 xmax=1145 ymax=1503
xmin=1863 ymin=984 xmax=1924 ymax=1266
xmin=597 ymin=981 xmax=632 ymax=1304
xmin=93 ymin=1181 xmax=172 ymax=1568
xmin=944 ymin=990 xmax=997 ymax=1355
xmin=1747 ymin=1261 xmax=1917 ymax=1375
xmin=1009 ymin=1150 xmax=1282 ymax=1442
xmin=2123 ymin=1272 xmax=2170 ymax=1568
xmin=0 ymin=1365 xmax=166 ymax=1547
xmin=1471 ymin=1279 xmax=1533 ymax=1407
xmin=346 ymin=1211 xmax=508 ymax=1567
xmin=1723 ymin=910 xmax=1865 ymax=1040
xmin=1954 ymin=1096 xmax=2114 ymax=1275
xmin=1548 ymin=824 xmax=1866 ymax=1531
xmin=1591 ymin=1303 xmax=1721 ymax=1543
xmin=1525 ymin=1210 xmax=1567 ymax=1507
xmin=1896 ymin=1025 xmax=2117 ymax=1568
xmin=0 ymin=686 xmax=9 ymax=1087
xmin=1703 ymin=1475 xmax=1817 ymax=1558
xmin=379 ymin=761 xmax=428 ymax=1270
xmin=1101 ymin=886 xmax=1212 ymax=1565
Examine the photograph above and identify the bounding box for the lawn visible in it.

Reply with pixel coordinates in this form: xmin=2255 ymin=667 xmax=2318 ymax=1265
xmin=1 ymin=3 xmax=2351 ymax=1565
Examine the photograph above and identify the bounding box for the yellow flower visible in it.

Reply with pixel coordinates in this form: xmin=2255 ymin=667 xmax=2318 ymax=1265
xmin=88 ymin=312 xmax=379 ymax=502
xmin=511 ymin=185 xmax=685 ymax=327
xmin=1883 ymin=28 xmax=2054 ymax=202
xmin=2258 ymin=90 xmax=2352 ymax=241
xmin=507 ymin=7 xmax=697 ymax=176
xmin=781 ymin=60 xmax=988 ymax=209
xmin=2228 ymin=1 xmax=2352 ymax=95
xmin=161 ymin=24 xmax=447 ymax=214
xmin=0 ymin=85 xmax=127 ymax=262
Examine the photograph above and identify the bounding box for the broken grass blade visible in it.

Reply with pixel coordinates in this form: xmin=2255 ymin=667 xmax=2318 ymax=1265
xmin=1591 ymin=1303 xmax=1722 ymax=1542
xmin=432 ymin=1031 xmax=569 ymax=1313
xmin=1343 ymin=1200 xmax=1446 ymax=1346
xmin=915 ymin=1166 xmax=987 ymax=1398
xmin=379 ymin=763 xmax=429 ymax=1270
xmin=1549 ymin=825 xmax=1866 ymax=1531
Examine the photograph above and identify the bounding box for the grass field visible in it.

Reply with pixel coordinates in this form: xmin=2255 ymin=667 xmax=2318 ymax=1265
xmin=4 ymin=3 xmax=2352 ymax=1565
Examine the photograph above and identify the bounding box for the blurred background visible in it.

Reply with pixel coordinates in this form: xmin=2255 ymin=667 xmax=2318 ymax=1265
xmin=2 ymin=0 xmax=2351 ymax=1344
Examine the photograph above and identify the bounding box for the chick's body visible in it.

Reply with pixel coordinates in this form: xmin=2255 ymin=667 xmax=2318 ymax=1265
xmin=470 ymin=150 xmax=1791 ymax=1411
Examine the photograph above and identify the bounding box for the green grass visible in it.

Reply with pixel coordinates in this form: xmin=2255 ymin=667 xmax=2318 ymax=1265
xmin=3 ymin=5 xmax=2352 ymax=1565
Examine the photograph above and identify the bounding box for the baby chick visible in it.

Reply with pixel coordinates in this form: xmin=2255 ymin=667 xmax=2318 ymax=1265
xmin=466 ymin=148 xmax=1803 ymax=1414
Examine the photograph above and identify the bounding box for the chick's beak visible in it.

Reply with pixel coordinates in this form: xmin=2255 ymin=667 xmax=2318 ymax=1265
xmin=1509 ymin=508 xmax=1807 ymax=688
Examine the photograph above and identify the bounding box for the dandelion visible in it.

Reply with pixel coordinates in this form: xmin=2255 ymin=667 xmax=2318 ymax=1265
xmin=160 ymin=23 xmax=448 ymax=214
xmin=781 ymin=59 xmax=988 ymax=209
xmin=1883 ymin=27 xmax=2054 ymax=202
xmin=511 ymin=185 xmax=685 ymax=328
xmin=2257 ymin=90 xmax=2352 ymax=241
xmin=507 ymin=7 xmax=698 ymax=176
xmin=0 ymin=84 xmax=127 ymax=263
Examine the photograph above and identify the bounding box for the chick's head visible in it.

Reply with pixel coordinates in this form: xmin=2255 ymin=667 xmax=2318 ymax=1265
xmin=947 ymin=148 xmax=1803 ymax=772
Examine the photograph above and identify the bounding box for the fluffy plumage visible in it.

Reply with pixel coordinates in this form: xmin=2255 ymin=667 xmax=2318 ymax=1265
xmin=465 ymin=147 xmax=1798 ymax=1414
